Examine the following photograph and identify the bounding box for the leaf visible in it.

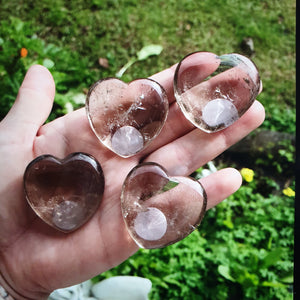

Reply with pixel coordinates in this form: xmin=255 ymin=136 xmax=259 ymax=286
xmin=218 ymin=265 xmax=236 ymax=282
xmin=260 ymin=248 xmax=283 ymax=268
xmin=43 ymin=58 xmax=55 ymax=69
xmin=115 ymin=58 xmax=136 ymax=78
xmin=150 ymin=276 xmax=169 ymax=289
xmin=242 ymin=271 xmax=259 ymax=287
xmin=10 ymin=16 xmax=24 ymax=32
xmin=261 ymin=281 xmax=286 ymax=288
xmin=223 ymin=217 xmax=234 ymax=229
xmin=137 ymin=44 xmax=163 ymax=61
xmin=116 ymin=44 xmax=163 ymax=77
xmin=162 ymin=180 xmax=179 ymax=192
xmin=279 ymin=272 xmax=294 ymax=284
xmin=163 ymin=274 xmax=182 ymax=287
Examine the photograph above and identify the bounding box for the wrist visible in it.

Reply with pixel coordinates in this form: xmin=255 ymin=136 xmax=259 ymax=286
xmin=0 ymin=277 xmax=28 ymax=300
xmin=0 ymin=282 xmax=22 ymax=300
xmin=0 ymin=273 xmax=48 ymax=300
xmin=0 ymin=284 xmax=16 ymax=300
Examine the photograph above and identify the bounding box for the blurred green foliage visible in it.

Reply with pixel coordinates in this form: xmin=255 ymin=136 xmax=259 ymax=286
xmin=0 ymin=0 xmax=295 ymax=125
xmin=95 ymin=177 xmax=294 ymax=299
xmin=0 ymin=0 xmax=295 ymax=299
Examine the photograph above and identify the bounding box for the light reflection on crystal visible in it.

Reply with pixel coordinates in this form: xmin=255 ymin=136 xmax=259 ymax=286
xmin=174 ymin=52 xmax=260 ymax=133
xmin=111 ymin=125 xmax=144 ymax=157
xmin=134 ymin=207 xmax=167 ymax=241
xmin=52 ymin=199 xmax=85 ymax=231
xmin=202 ymin=98 xmax=239 ymax=127
xmin=121 ymin=162 xmax=207 ymax=249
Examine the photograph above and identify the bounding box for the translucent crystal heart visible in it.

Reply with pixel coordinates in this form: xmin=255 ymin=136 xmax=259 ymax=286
xmin=24 ymin=153 xmax=104 ymax=233
xmin=86 ymin=78 xmax=169 ymax=158
xmin=121 ymin=163 xmax=207 ymax=249
xmin=174 ymin=52 xmax=261 ymax=132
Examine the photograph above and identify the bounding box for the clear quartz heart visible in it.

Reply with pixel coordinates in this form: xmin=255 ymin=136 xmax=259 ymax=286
xmin=24 ymin=153 xmax=105 ymax=233
xmin=86 ymin=78 xmax=169 ymax=158
xmin=174 ymin=52 xmax=261 ymax=132
xmin=121 ymin=163 xmax=207 ymax=249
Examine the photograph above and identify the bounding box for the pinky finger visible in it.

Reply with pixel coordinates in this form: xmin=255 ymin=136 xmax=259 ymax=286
xmin=200 ymin=168 xmax=242 ymax=210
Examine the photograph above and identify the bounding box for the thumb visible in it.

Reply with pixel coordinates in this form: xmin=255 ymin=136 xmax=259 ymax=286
xmin=1 ymin=65 xmax=55 ymax=141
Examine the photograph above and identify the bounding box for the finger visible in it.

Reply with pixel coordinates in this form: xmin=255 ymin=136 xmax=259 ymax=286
xmin=35 ymin=108 xmax=95 ymax=158
xmin=139 ymin=100 xmax=195 ymax=156
xmin=149 ymin=63 xmax=177 ymax=103
xmin=1 ymin=65 xmax=55 ymax=141
xmin=200 ymin=168 xmax=242 ymax=210
xmin=144 ymin=100 xmax=265 ymax=175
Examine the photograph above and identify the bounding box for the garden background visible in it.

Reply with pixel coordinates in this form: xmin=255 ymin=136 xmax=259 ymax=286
xmin=0 ymin=0 xmax=295 ymax=299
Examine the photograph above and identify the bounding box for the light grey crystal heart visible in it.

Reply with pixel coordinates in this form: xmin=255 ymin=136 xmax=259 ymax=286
xmin=174 ymin=52 xmax=261 ymax=132
xmin=24 ymin=153 xmax=104 ymax=233
xmin=86 ymin=78 xmax=169 ymax=158
xmin=121 ymin=163 xmax=207 ymax=249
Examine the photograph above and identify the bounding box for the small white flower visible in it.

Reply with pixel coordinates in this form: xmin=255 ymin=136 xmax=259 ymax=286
xmin=73 ymin=93 xmax=86 ymax=105
xmin=196 ymin=161 xmax=217 ymax=179
xmin=48 ymin=280 xmax=96 ymax=300
xmin=65 ymin=102 xmax=74 ymax=114
xmin=92 ymin=276 xmax=152 ymax=300
xmin=49 ymin=276 xmax=152 ymax=300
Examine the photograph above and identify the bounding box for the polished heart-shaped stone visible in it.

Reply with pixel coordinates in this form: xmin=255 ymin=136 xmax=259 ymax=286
xmin=121 ymin=163 xmax=207 ymax=249
xmin=174 ymin=52 xmax=261 ymax=133
xmin=86 ymin=78 xmax=169 ymax=158
xmin=24 ymin=153 xmax=105 ymax=233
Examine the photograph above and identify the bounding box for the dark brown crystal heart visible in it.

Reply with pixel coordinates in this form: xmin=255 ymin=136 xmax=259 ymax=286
xmin=24 ymin=153 xmax=105 ymax=233
xmin=121 ymin=163 xmax=207 ymax=249
xmin=86 ymin=78 xmax=169 ymax=158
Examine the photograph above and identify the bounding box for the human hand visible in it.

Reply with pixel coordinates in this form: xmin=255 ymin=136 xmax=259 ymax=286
xmin=0 ymin=63 xmax=264 ymax=299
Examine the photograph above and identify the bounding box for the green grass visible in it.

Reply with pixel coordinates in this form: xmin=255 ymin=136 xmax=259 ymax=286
xmin=0 ymin=0 xmax=296 ymax=125
xmin=0 ymin=0 xmax=295 ymax=299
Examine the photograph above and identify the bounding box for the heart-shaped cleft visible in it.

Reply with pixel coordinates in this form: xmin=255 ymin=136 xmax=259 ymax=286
xmin=174 ymin=52 xmax=261 ymax=133
xmin=86 ymin=78 xmax=169 ymax=158
xmin=24 ymin=153 xmax=105 ymax=233
xmin=121 ymin=162 xmax=207 ymax=249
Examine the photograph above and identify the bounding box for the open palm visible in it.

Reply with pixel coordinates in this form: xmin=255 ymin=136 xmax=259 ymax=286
xmin=0 ymin=64 xmax=264 ymax=299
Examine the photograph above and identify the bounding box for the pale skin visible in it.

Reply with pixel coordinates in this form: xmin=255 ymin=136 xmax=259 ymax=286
xmin=0 ymin=64 xmax=265 ymax=299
